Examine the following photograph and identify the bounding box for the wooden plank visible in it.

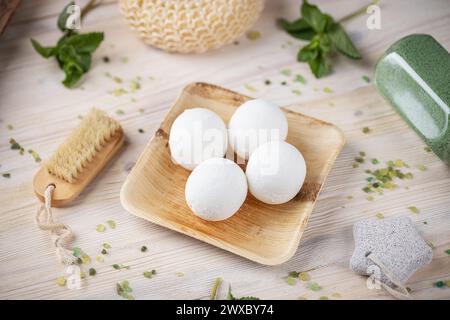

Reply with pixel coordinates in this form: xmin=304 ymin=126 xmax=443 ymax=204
xmin=0 ymin=0 xmax=449 ymax=300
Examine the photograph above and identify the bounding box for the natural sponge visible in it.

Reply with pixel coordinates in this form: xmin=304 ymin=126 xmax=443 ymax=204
xmin=119 ymin=0 xmax=265 ymax=53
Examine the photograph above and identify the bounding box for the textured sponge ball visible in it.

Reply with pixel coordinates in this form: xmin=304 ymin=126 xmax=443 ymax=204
xmin=119 ymin=0 xmax=265 ymax=53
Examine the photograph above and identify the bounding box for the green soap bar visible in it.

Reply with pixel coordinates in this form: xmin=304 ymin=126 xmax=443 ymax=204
xmin=374 ymin=34 xmax=450 ymax=163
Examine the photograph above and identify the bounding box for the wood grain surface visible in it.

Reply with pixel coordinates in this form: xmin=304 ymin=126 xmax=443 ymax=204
xmin=0 ymin=0 xmax=449 ymax=300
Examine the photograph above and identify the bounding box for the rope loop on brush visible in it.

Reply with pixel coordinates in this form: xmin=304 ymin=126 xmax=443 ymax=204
xmin=35 ymin=185 xmax=77 ymax=265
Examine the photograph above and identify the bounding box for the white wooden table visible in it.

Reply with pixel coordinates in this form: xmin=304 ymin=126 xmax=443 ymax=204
xmin=0 ymin=0 xmax=449 ymax=300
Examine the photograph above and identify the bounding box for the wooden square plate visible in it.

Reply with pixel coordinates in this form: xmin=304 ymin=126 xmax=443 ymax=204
xmin=120 ymin=83 xmax=345 ymax=265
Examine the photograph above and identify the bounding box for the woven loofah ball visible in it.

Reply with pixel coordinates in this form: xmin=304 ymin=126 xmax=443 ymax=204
xmin=119 ymin=0 xmax=265 ymax=53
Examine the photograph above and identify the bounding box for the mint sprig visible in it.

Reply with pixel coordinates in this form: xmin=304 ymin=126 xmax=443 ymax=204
xmin=30 ymin=1 xmax=103 ymax=88
xmin=278 ymin=0 xmax=368 ymax=78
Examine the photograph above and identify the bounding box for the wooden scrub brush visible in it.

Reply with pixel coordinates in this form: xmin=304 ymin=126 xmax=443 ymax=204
xmin=33 ymin=108 xmax=124 ymax=264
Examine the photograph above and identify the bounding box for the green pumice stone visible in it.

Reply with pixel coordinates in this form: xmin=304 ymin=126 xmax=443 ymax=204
xmin=374 ymin=34 xmax=450 ymax=163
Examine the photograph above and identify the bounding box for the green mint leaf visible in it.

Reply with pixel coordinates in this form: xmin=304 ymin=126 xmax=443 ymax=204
xmin=301 ymin=0 xmax=330 ymax=33
xmin=61 ymin=32 xmax=104 ymax=54
xmin=239 ymin=296 xmax=260 ymax=300
xmin=62 ymin=61 xmax=84 ymax=88
xmin=328 ymin=22 xmax=361 ymax=59
xmin=278 ymin=18 xmax=310 ymax=32
xmin=297 ymin=46 xmax=318 ymax=62
xmin=278 ymin=18 xmax=315 ymax=40
xmin=308 ymin=53 xmax=331 ymax=78
xmin=57 ymin=1 xmax=75 ymax=32
xmin=30 ymin=39 xmax=57 ymax=58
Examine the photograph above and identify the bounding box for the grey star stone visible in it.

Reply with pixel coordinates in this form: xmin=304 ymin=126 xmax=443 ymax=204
xmin=350 ymin=216 xmax=432 ymax=284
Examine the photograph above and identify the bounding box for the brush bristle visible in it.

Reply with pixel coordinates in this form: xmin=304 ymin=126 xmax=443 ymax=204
xmin=46 ymin=108 xmax=122 ymax=183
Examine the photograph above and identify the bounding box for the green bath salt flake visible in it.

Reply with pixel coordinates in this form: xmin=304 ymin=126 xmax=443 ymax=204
xmin=307 ymin=282 xmax=321 ymax=291
xmin=445 ymin=249 xmax=450 ymax=255
xmin=435 ymin=281 xmax=445 ymax=288
xmin=106 ymin=220 xmax=116 ymax=229
xmin=96 ymin=224 xmax=105 ymax=232
xmin=244 ymin=84 xmax=257 ymax=92
xmin=140 ymin=245 xmax=148 ymax=252
xmin=292 ymin=89 xmax=302 ymax=96
xmin=362 ymin=75 xmax=371 ymax=83
xmin=143 ymin=270 xmax=156 ymax=279
xmin=280 ymin=69 xmax=291 ymax=76
xmin=286 ymin=276 xmax=296 ymax=285
xmin=362 ymin=127 xmax=371 ymax=134
xmin=294 ymin=74 xmax=306 ymax=84
xmin=408 ymin=206 xmax=419 ymax=214
xmin=2 ymin=173 xmax=11 ymax=178
xmin=323 ymin=87 xmax=333 ymax=93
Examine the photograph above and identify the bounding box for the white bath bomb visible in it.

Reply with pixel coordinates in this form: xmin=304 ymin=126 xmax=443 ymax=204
xmin=169 ymin=108 xmax=227 ymax=170
xmin=246 ymin=141 xmax=306 ymax=204
xmin=185 ymin=158 xmax=248 ymax=221
xmin=228 ymin=99 xmax=288 ymax=159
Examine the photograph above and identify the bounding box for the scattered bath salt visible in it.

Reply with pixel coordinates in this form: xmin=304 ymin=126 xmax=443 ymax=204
xmin=347 ymin=195 xmax=353 ymax=200
xmin=319 ymin=296 xmax=329 ymax=300
xmin=106 ymin=220 xmax=116 ymax=229
xmin=117 ymin=280 xmax=134 ymax=300
xmin=103 ymin=243 xmax=111 ymax=249
xmin=323 ymin=87 xmax=333 ymax=93
xmin=138 ymin=108 xmax=145 ymax=113
xmin=362 ymin=75 xmax=371 ymax=83
xmin=9 ymin=138 xmax=24 ymax=155
xmin=96 ymin=224 xmax=106 ymax=232
xmin=244 ymin=84 xmax=257 ymax=92
xmin=362 ymin=127 xmax=371 ymax=134
xmin=175 ymin=272 xmax=184 ymax=277
xmin=102 ymin=56 xmax=110 ymax=63
xmin=417 ymin=164 xmax=427 ymax=171
xmin=367 ymin=195 xmax=374 ymax=201
xmin=307 ymin=282 xmax=321 ymax=291
xmin=138 ymin=128 xmax=145 ymax=133
xmin=331 ymin=292 xmax=341 ymax=298
xmin=445 ymin=249 xmax=450 ymax=255
xmin=280 ymin=69 xmax=291 ymax=76
xmin=95 ymin=255 xmax=104 ymax=263
xmin=376 ymin=213 xmax=385 ymax=219
xmin=110 ymin=88 xmax=128 ymax=97
xmin=113 ymin=76 xmax=123 ymax=84
xmin=371 ymin=158 xmax=379 ymax=165
xmin=140 ymin=246 xmax=148 ymax=252
xmin=56 ymin=277 xmax=66 ymax=286
xmin=435 ymin=281 xmax=445 ymax=288
xmin=280 ymin=81 xmax=287 ymax=86
xmin=292 ymin=89 xmax=301 ymax=96
xmin=2 ymin=173 xmax=11 ymax=178
xmin=28 ymin=149 xmax=41 ymax=163
xmin=143 ymin=270 xmax=156 ymax=279
xmin=130 ymin=79 xmax=141 ymax=92
xmin=115 ymin=109 xmax=125 ymax=115
xmin=408 ymin=206 xmax=419 ymax=214
xmin=89 ymin=268 xmax=97 ymax=276
xmin=112 ymin=264 xmax=130 ymax=270
xmin=424 ymin=146 xmax=432 ymax=153
xmin=298 ymin=272 xmax=310 ymax=282
xmin=286 ymin=276 xmax=296 ymax=285
xmin=294 ymin=74 xmax=306 ymax=84
xmin=81 ymin=255 xmax=91 ymax=264
xmin=72 ymin=247 xmax=90 ymax=264
xmin=352 ymin=163 xmax=359 ymax=168
xmin=264 ymin=79 xmax=271 ymax=85
xmin=101 ymin=248 xmax=108 ymax=255
xmin=7 ymin=124 xmax=13 ymax=130
xmin=246 ymin=30 xmax=261 ymax=41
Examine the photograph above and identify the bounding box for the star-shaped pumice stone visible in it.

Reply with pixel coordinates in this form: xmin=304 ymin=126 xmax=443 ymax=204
xmin=350 ymin=216 xmax=432 ymax=284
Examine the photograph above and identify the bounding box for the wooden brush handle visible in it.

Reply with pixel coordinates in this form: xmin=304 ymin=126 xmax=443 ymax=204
xmin=33 ymin=130 xmax=124 ymax=207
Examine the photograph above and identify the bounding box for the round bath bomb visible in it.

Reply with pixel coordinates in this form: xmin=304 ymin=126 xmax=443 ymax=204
xmin=246 ymin=141 xmax=306 ymax=204
xmin=169 ymin=108 xmax=227 ymax=170
xmin=228 ymin=99 xmax=288 ymax=159
xmin=185 ymin=158 xmax=248 ymax=221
